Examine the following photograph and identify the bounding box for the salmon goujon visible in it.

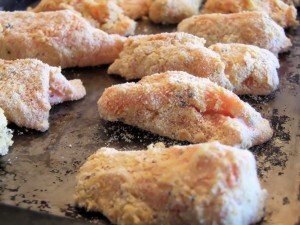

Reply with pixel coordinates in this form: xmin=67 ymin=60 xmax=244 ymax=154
xmin=75 ymin=142 xmax=267 ymax=225
xmin=98 ymin=71 xmax=273 ymax=148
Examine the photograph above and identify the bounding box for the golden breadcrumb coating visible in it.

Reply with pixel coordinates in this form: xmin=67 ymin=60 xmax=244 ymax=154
xmin=108 ymin=32 xmax=231 ymax=89
xmin=178 ymin=11 xmax=292 ymax=54
xmin=30 ymin=0 xmax=136 ymax=36
xmin=75 ymin=142 xmax=267 ymax=225
xmin=202 ymin=0 xmax=298 ymax=28
xmin=209 ymin=43 xmax=280 ymax=95
xmin=0 ymin=59 xmax=86 ymax=131
xmin=148 ymin=0 xmax=203 ymax=24
xmin=116 ymin=0 xmax=151 ymax=19
xmin=98 ymin=71 xmax=273 ymax=148
xmin=0 ymin=107 xmax=13 ymax=156
xmin=0 ymin=10 xmax=125 ymax=68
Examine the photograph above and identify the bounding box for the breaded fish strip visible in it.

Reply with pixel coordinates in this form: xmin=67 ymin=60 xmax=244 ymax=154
xmin=0 ymin=10 xmax=125 ymax=68
xmin=98 ymin=71 xmax=273 ymax=148
xmin=108 ymin=33 xmax=280 ymax=95
xmin=178 ymin=11 xmax=291 ymax=54
xmin=0 ymin=108 xmax=13 ymax=156
xmin=116 ymin=0 xmax=151 ymax=19
xmin=108 ymin=33 xmax=231 ymax=89
xmin=148 ymin=0 xmax=203 ymax=24
xmin=202 ymin=0 xmax=298 ymax=28
xmin=30 ymin=0 xmax=136 ymax=36
xmin=0 ymin=59 xmax=86 ymax=132
xmin=75 ymin=142 xmax=267 ymax=225
xmin=209 ymin=43 xmax=280 ymax=95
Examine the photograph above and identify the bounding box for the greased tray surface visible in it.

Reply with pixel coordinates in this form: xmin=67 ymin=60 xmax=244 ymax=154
xmin=0 ymin=1 xmax=299 ymax=225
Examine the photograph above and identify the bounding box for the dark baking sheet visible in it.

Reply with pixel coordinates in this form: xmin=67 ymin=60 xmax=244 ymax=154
xmin=0 ymin=1 xmax=299 ymax=225
xmin=0 ymin=203 xmax=92 ymax=225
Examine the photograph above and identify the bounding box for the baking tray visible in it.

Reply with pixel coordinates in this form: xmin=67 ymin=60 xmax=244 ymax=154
xmin=0 ymin=1 xmax=299 ymax=225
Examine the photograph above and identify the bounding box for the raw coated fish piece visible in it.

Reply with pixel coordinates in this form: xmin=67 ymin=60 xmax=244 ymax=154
xmin=0 ymin=59 xmax=86 ymax=131
xmin=149 ymin=0 xmax=203 ymax=24
xmin=30 ymin=0 xmax=137 ymax=36
xmin=108 ymin=32 xmax=231 ymax=89
xmin=178 ymin=11 xmax=292 ymax=54
xmin=202 ymin=0 xmax=298 ymax=28
xmin=209 ymin=43 xmax=280 ymax=95
xmin=98 ymin=71 xmax=273 ymax=148
xmin=75 ymin=142 xmax=267 ymax=225
xmin=108 ymin=33 xmax=280 ymax=95
xmin=0 ymin=10 xmax=125 ymax=68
